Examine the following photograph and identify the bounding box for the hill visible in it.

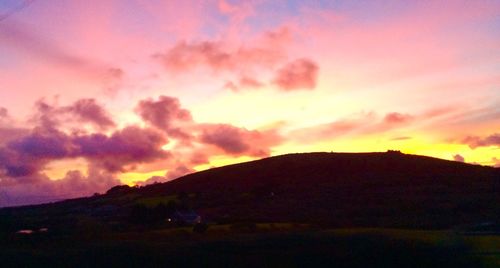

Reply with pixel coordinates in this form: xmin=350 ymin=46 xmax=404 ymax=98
xmin=1 ymin=151 xmax=499 ymax=231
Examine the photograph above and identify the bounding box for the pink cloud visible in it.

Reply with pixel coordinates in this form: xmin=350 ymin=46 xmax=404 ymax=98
xmin=188 ymin=152 xmax=210 ymax=165
xmin=152 ymin=27 xmax=296 ymax=92
xmin=0 ymin=107 xmax=14 ymax=130
xmin=384 ymin=112 xmax=413 ymax=124
xmin=272 ymin=58 xmax=319 ymax=91
xmin=0 ymin=1 xmax=498 ymax=207
xmin=151 ymin=25 xmax=321 ymax=93
xmin=133 ymin=163 xmax=194 ymax=187
xmin=57 ymin=167 xmax=120 ymax=196
xmin=463 ymin=133 xmax=500 ymax=149
xmin=0 ymin=107 xmax=7 ymax=118
xmin=0 ymin=124 xmax=169 ymax=180
xmin=64 ymin=99 xmax=116 ymax=130
xmin=166 ymin=164 xmax=195 ymax=180
xmin=31 ymin=99 xmax=60 ymax=130
xmin=239 ymin=76 xmax=264 ymax=88
xmin=289 ymin=113 xmax=375 ymax=142
xmin=290 ymin=111 xmax=418 ymax=143
xmin=0 ymin=94 xmax=283 ymax=204
xmin=0 ymin=96 xmax=283 ymax=192
xmin=223 ymin=81 xmax=239 ymax=91
xmin=422 ymin=107 xmax=459 ymax=119
xmin=135 ymin=96 xmax=193 ymax=140
xmin=0 ymin=20 xmax=121 ymax=82
xmin=73 ymin=126 xmax=169 ymax=172
xmin=101 ymin=67 xmax=124 ymax=95
xmin=216 ymin=0 xmax=258 ymax=41
xmin=198 ymin=123 xmax=282 ymax=157
xmin=136 ymin=96 xmax=192 ymax=129
xmin=224 ymin=76 xmax=264 ymax=91
xmin=29 ymin=98 xmax=116 ymax=132
xmin=154 ymin=38 xmax=284 ymax=74
xmin=0 ymin=167 xmax=119 ymax=207
xmin=453 ymin=154 xmax=465 ymax=162
xmin=200 ymin=124 xmax=250 ymax=154
xmin=0 ymin=127 xmax=29 ymax=145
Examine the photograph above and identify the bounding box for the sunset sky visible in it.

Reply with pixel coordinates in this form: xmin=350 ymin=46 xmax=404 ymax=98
xmin=0 ymin=0 xmax=499 ymax=206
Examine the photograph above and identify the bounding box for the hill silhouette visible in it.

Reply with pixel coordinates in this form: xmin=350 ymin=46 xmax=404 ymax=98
xmin=1 ymin=151 xmax=499 ymax=230
xmin=140 ymin=151 xmax=500 ymax=228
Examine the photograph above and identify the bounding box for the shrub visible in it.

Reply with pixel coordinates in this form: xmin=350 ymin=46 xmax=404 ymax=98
xmin=192 ymin=223 xmax=209 ymax=234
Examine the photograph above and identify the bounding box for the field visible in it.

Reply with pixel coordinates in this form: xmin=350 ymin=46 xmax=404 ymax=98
xmin=1 ymin=224 xmax=500 ymax=267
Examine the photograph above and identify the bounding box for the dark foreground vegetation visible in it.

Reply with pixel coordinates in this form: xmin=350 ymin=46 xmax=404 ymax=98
xmin=0 ymin=227 xmax=491 ymax=267
xmin=0 ymin=152 xmax=499 ymax=267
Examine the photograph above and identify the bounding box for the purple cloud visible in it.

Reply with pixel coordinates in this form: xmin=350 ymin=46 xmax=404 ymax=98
xmin=31 ymin=98 xmax=115 ymax=131
xmin=0 ymin=167 xmax=120 ymax=207
xmin=135 ymin=96 xmax=192 ymax=140
xmin=73 ymin=126 xmax=169 ymax=172
xmin=200 ymin=124 xmax=249 ymax=154
xmin=463 ymin=133 xmax=500 ymax=149
xmin=64 ymin=99 xmax=116 ymax=130
xmin=272 ymin=58 xmax=319 ymax=91
xmin=198 ymin=123 xmax=282 ymax=157
xmin=0 ymin=125 xmax=169 ymax=178
xmin=7 ymin=130 xmax=73 ymax=159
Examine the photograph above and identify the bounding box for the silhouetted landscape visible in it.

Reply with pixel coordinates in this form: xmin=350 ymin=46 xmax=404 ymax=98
xmin=1 ymin=152 xmax=499 ymax=267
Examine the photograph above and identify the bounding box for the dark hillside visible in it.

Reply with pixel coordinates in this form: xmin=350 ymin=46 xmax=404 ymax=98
xmin=1 ymin=152 xmax=499 ymax=230
xmin=138 ymin=152 xmax=500 ymax=228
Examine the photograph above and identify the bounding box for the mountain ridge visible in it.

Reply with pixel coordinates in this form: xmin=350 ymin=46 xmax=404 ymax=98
xmin=1 ymin=151 xmax=499 ymax=230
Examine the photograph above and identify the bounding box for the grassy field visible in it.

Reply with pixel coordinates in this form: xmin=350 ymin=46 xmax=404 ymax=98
xmin=135 ymin=195 xmax=178 ymax=207
xmin=2 ymin=224 xmax=500 ymax=267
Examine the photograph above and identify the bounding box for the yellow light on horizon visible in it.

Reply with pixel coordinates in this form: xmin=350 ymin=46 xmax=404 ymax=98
xmin=120 ymin=170 xmax=166 ymax=186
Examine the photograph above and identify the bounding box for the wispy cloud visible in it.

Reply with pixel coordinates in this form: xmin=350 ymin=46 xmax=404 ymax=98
xmin=0 ymin=20 xmax=123 ymax=83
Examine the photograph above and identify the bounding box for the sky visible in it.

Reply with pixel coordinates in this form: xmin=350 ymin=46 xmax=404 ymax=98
xmin=0 ymin=0 xmax=499 ymax=207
